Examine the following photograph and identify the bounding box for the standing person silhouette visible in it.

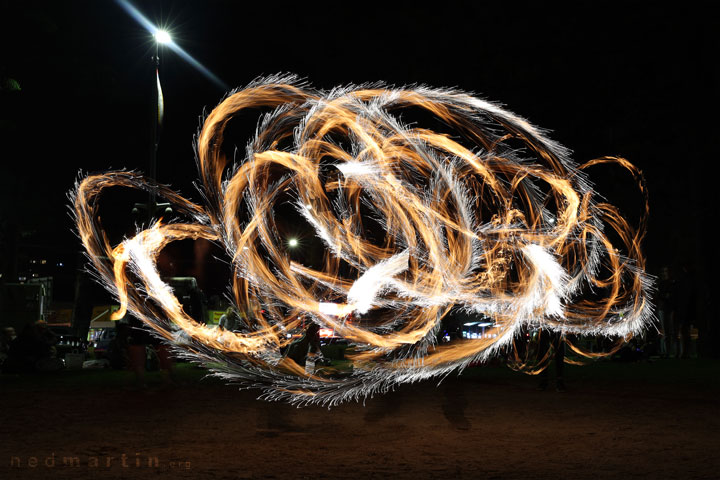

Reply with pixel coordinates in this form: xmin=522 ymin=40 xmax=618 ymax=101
xmin=285 ymin=322 xmax=326 ymax=372
xmin=657 ymin=265 xmax=677 ymax=358
xmin=537 ymin=330 xmax=566 ymax=392
xmin=676 ymin=264 xmax=695 ymax=359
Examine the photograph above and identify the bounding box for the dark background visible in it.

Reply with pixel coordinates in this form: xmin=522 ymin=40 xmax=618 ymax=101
xmin=1 ymin=1 xmax=718 ymax=333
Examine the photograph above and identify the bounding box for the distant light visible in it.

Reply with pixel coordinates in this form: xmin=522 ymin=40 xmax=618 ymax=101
xmin=319 ymin=302 xmax=341 ymax=316
xmin=154 ymin=29 xmax=172 ymax=44
xmin=288 ymin=238 xmax=298 ymax=248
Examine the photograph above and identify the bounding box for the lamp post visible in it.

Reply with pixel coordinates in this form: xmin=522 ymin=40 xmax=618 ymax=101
xmin=134 ymin=29 xmax=172 ymax=224
xmin=150 ymin=30 xmax=170 ymax=219
xmin=149 ymin=30 xmax=172 ymax=180
xmin=152 ymin=29 xmax=171 ymax=179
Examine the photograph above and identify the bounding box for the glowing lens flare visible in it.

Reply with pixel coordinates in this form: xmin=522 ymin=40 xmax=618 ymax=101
xmin=154 ymin=29 xmax=172 ymax=44
xmin=72 ymin=75 xmax=653 ymax=405
xmin=114 ymin=0 xmax=228 ymax=90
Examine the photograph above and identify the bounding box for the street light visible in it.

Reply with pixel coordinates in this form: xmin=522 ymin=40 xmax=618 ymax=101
xmin=151 ymin=28 xmax=167 ymax=182
xmin=154 ymin=29 xmax=172 ymax=45
xmin=133 ymin=28 xmax=171 ymax=223
xmin=288 ymin=239 xmax=299 ymax=248
xmin=145 ymin=29 xmax=168 ymax=222
xmin=115 ymin=0 xmax=229 ymax=222
xmin=115 ymin=0 xmax=227 ymax=89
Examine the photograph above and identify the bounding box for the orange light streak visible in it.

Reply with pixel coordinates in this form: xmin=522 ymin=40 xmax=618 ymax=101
xmin=72 ymin=76 xmax=653 ymax=405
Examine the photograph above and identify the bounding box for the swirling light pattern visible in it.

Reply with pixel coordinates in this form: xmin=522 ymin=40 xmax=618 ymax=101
xmin=72 ymin=75 xmax=653 ymax=405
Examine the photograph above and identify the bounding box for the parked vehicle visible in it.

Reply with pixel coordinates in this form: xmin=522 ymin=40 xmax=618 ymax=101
xmin=90 ymin=328 xmax=115 ymax=358
xmin=49 ymin=326 xmax=88 ymax=357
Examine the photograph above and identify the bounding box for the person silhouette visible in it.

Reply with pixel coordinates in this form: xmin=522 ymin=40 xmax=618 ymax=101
xmin=537 ymin=330 xmax=566 ymax=392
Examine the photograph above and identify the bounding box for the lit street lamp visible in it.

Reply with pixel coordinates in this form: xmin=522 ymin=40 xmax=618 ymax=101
xmin=149 ymin=29 xmax=168 ymax=215
xmin=151 ymin=31 xmax=171 ymax=179
xmin=115 ymin=0 xmax=228 ymax=222
xmin=135 ymin=29 xmax=171 ymax=222
xmin=154 ymin=29 xmax=171 ymax=45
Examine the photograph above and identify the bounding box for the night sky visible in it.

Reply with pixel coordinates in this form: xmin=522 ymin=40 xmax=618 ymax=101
xmin=1 ymin=1 xmax=718 ymax=301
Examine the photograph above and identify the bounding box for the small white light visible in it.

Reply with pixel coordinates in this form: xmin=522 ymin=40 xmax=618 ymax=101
xmin=319 ymin=302 xmax=341 ymax=316
xmin=288 ymin=238 xmax=298 ymax=247
xmin=155 ymin=29 xmax=172 ymax=44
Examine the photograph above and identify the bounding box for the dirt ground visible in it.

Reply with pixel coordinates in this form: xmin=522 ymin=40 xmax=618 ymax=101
xmin=1 ymin=359 xmax=719 ymax=480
